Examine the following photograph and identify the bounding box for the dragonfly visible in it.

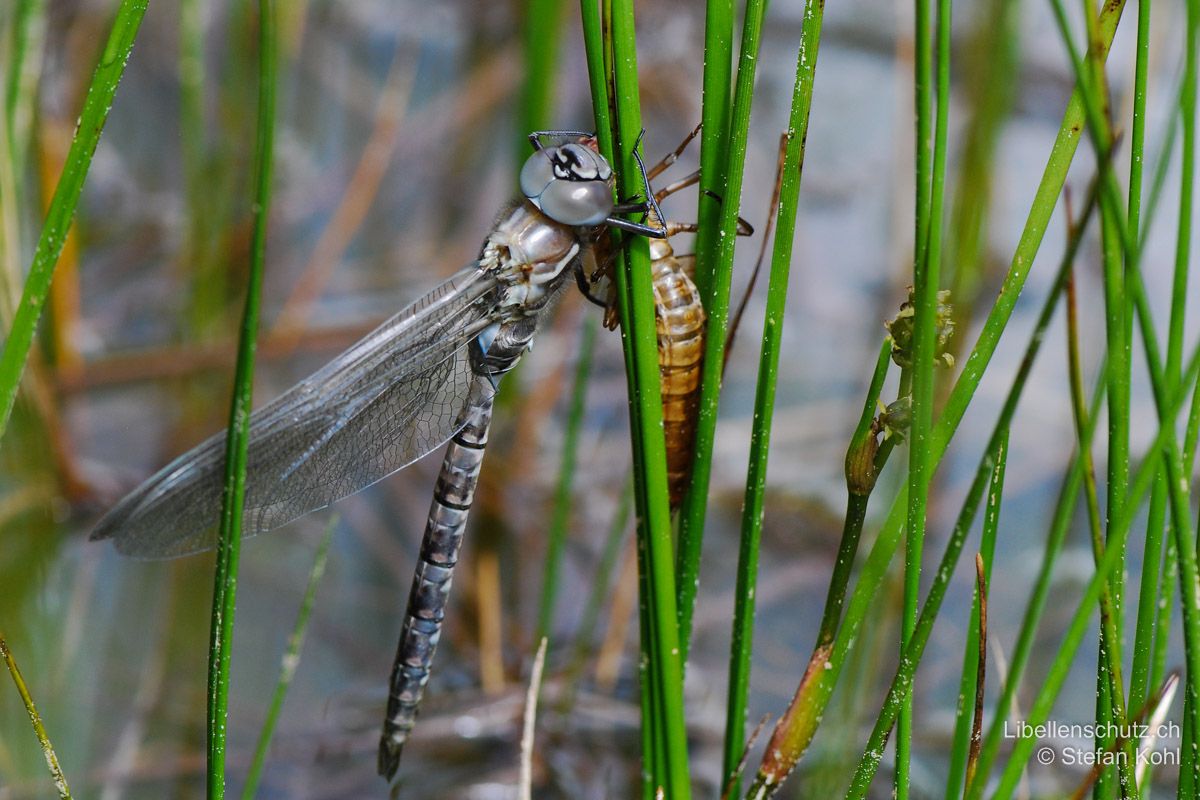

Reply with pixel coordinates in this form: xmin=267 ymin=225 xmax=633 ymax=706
xmin=90 ymin=130 xmax=667 ymax=780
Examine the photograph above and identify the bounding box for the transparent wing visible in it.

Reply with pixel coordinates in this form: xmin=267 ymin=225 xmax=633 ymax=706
xmin=92 ymin=264 xmax=501 ymax=558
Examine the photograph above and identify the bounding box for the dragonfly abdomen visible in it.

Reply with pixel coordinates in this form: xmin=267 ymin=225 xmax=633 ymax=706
xmin=379 ymin=383 xmax=492 ymax=778
xmin=651 ymin=246 xmax=706 ymax=508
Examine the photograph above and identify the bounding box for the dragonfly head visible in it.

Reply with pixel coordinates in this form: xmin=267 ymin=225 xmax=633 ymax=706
xmin=520 ymin=142 xmax=615 ymax=227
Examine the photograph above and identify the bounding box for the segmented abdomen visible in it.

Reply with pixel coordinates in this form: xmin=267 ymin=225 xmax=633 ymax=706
xmin=651 ymin=240 xmax=705 ymax=508
xmin=378 ymin=381 xmax=493 ymax=779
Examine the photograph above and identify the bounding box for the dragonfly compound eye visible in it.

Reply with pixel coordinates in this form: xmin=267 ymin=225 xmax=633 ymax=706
xmin=519 ymin=144 xmax=615 ymax=227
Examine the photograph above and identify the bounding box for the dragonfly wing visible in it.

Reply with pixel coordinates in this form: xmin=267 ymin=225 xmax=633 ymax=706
xmin=92 ymin=265 xmax=500 ymax=558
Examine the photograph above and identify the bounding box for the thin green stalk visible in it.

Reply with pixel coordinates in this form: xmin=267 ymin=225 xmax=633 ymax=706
xmin=750 ymin=6 xmax=1127 ymax=767
xmin=1067 ymin=264 xmax=1137 ymax=797
xmin=206 ymin=1 xmax=275 ymax=796
xmin=1125 ymin=265 xmax=1200 ymax=795
xmin=536 ymin=318 xmax=595 ymax=644
xmin=577 ymin=1 xmax=612 ymax=168
xmin=943 ymin=0 xmax=1018 ymax=316
xmin=1127 ymin=0 xmax=1151 ymax=239
xmin=969 ymin=369 xmax=1106 ymax=796
xmin=1 ymin=637 xmax=70 ymax=799
xmin=692 ymin=0 xmax=735 ymax=302
xmin=179 ymin=0 xmax=226 ymax=342
xmin=1132 ymin=62 xmax=1184 ymax=729
xmin=0 ymin=0 xmax=149 ymax=442
xmin=1142 ymin=87 xmax=1182 ymax=246
xmin=577 ymin=3 xmax=656 ymax=792
xmin=4 ymin=0 xmax=46 ymax=170
xmin=818 ymin=339 xmax=893 ymax=646
xmin=913 ymin=0 xmax=934 ymax=272
xmin=1149 ymin=534 xmax=1177 ymax=799
xmin=675 ymin=0 xmax=768 ymax=664
xmin=1183 ymin=720 xmax=1196 ymax=799
xmin=1174 ymin=311 xmax=1200 ymax=800
xmin=1132 ymin=3 xmax=1189 ymax=785
xmin=721 ymin=0 xmax=826 ymax=785
xmin=1045 ymin=0 xmax=1200 ymax=780
xmin=1130 ymin=355 xmax=1170 ymax=773
xmin=1169 ymin=0 xmax=1196 ymax=383
xmin=983 ymin=339 xmax=1200 ymax=799
xmin=634 ymin=532 xmax=664 ymax=800
xmin=517 ymin=0 xmax=565 ymax=165
xmin=1064 ymin=0 xmax=1129 ymax=787
xmin=898 ymin=0 xmax=951 ymax=780
xmin=1171 ymin=4 xmax=1199 ymax=787
xmin=965 ymin=32 xmax=1200 ymax=782
xmin=583 ymin=1 xmax=690 ymax=793
xmin=748 ymin=168 xmax=1102 ymax=795
xmin=968 ymin=184 xmax=1109 ymax=800
xmin=0 ymin=75 xmax=20 ymax=324
xmin=845 ymin=431 xmax=1009 ymax=800
xmin=563 ymin=476 xmax=633 ymax=702
xmin=1092 ymin=47 xmax=1130 ymax=800
xmin=945 ymin=435 xmax=1006 ymax=798
xmin=241 ymin=516 xmax=336 ymax=800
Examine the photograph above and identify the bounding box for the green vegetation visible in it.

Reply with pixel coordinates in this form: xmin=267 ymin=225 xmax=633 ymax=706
xmin=3 ymin=0 xmax=1199 ymax=796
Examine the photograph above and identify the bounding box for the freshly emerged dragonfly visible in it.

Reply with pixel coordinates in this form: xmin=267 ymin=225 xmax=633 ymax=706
xmin=90 ymin=131 xmax=666 ymax=780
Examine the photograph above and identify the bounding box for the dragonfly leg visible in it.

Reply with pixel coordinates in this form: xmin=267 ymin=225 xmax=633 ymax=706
xmin=646 ymin=122 xmax=703 ymax=181
xmin=651 ymin=167 xmax=755 ymax=237
xmin=575 ymin=259 xmax=609 ymax=309
xmin=604 ymin=213 xmax=667 ymax=239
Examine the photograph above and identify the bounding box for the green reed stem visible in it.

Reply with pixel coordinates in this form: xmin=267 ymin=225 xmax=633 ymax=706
xmin=206 ymin=1 xmax=275 ymax=796
xmin=748 ymin=165 xmax=1103 ymax=797
xmin=536 ymin=318 xmax=595 ymax=644
xmin=241 ymin=516 xmax=335 ymax=800
xmin=0 ymin=0 xmax=148 ymax=442
xmin=676 ymin=0 xmax=767 ymax=665
xmin=1173 ymin=0 xmax=1200 ymax=777
xmin=846 ymin=430 xmax=1009 ymax=800
xmin=817 ymin=340 xmax=892 ymax=648
xmin=563 ymin=476 xmax=633 ymax=702
xmin=581 ymin=1 xmax=689 ymax=793
xmin=692 ymin=0 xmax=735 ymax=303
xmin=1072 ymin=0 xmax=1129 ymax=786
xmin=1 ymin=637 xmax=70 ymax=799
xmin=1045 ymin=0 xmax=1200 ymax=783
xmin=913 ymin=0 xmax=933 ymax=272
xmin=964 ymin=182 xmax=1104 ymax=800
xmin=720 ymin=0 xmax=826 ymax=786
xmin=1067 ymin=261 xmax=1137 ymax=797
xmin=517 ymin=0 xmax=566 ymax=165
xmin=898 ymin=0 xmax=951 ymax=780
xmin=944 ymin=435 xmax=1006 ymax=798
xmin=578 ymin=4 xmax=657 ymax=792
xmin=967 ymin=368 xmax=1105 ymax=794
xmin=943 ymin=0 xmax=1018 ymax=312
xmin=983 ymin=338 xmax=1200 ymax=799
xmin=1131 ymin=63 xmax=1184 ymax=742
xmin=1126 ymin=265 xmax=1200 ymax=795
xmin=5 ymin=0 xmax=45 ymax=171
xmin=1128 ymin=0 xmax=1165 ymax=745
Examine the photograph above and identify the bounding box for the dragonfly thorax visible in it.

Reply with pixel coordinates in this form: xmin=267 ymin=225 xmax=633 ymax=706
xmin=483 ymin=202 xmax=583 ymax=311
